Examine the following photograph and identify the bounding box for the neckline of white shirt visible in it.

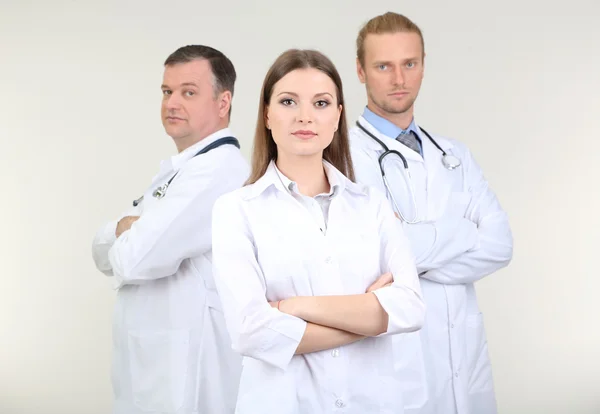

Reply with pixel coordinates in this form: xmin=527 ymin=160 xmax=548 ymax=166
xmin=273 ymin=161 xmax=340 ymax=200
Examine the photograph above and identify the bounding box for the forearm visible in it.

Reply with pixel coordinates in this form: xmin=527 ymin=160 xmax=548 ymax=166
xmin=295 ymin=323 xmax=364 ymax=355
xmin=403 ymin=217 xmax=478 ymax=273
xmin=421 ymin=212 xmax=513 ymax=285
xmin=109 ymin=207 xmax=211 ymax=287
xmin=281 ymin=294 xmax=388 ymax=337
xmin=91 ymin=220 xmax=119 ymax=276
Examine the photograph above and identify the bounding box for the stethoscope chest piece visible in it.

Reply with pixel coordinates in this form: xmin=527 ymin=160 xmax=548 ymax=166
xmin=442 ymin=154 xmax=461 ymax=170
xmin=130 ymin=136 xmax=241 ymax=207
xmin=152 ymin=184 xmax=168 ymax=200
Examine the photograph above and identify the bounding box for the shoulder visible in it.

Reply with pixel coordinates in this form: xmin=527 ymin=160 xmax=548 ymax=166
xmin=348 ymin=125 xmax=376 ymax=150
xmin=420 ymin=128 xmax=471 ymax=157
xmin=212 ymin=186 xmax=248 ymax=220
xmin=343 ymin=179 xmax=388 ymax=211
xmin=187 ymin=139 xmax=248 ymax=168
xmin=180 ymin=141 xmax=249 ymax=182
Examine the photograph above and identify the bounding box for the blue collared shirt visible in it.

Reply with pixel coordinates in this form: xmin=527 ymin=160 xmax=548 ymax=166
xmin=362 ymin=106 xmax=423 ymax=156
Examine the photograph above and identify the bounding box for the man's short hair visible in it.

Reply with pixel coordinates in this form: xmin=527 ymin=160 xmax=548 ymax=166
xmin=164 ymin=45 xmax=236 ymax=115
xmin=356 ymin=12 xmax=425 ymax=67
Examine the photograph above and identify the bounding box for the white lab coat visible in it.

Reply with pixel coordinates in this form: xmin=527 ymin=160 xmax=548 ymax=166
xmin=349 ymin=116 xmax=513 ymax=414
xmin=91 ymin=128 xmax=250 ymax=414
xmin=210 ymin=160 xmax=426 ymax=414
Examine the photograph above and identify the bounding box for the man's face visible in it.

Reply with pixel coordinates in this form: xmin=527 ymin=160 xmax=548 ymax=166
xmin=357 ymin=32 xmax=425 ymax=117
xmin=161 ymin=59 xmax=228 ymax=146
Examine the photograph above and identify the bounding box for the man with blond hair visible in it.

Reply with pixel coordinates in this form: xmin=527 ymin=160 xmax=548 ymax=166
xmin=349 ymin=12 xmax=513 ymax=414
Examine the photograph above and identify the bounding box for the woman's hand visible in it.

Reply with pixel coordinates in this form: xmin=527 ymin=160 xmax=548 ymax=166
xmin=366 ymin=272 xmax=394 ymax=292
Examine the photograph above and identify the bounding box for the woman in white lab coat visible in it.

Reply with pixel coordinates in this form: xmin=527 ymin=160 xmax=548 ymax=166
xmin=211 ymin=49 xmax=426 ymax=414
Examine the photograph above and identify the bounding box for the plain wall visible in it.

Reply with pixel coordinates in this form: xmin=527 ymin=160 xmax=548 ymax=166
xmin=1 ymin=0 xmax=599 ymax=413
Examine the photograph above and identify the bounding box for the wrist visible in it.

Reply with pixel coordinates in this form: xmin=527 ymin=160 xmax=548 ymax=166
xmin=279 ymin=296 xmax=302 ymax=318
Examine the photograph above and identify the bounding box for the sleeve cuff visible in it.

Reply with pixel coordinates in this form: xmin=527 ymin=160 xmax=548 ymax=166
xmin=372 ymin=288 xmax=423 ymax=336
xmin=243 ymin=311 xmax=307 ymax=371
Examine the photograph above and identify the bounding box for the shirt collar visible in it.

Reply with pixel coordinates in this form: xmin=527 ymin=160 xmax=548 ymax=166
xmin=274 ymin=163 xmax=340 ymax=199
xmin=361 ymin=106 xmax=419 ymax=138
xmin=169 ymin=127 xmax=234 ymax=171
xmin=246 ymin=159 xmax=366 ymax=200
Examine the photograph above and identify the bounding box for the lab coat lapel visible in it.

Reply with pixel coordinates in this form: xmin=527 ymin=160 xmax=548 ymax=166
xmin=418 ymin=127 xmax=462 ymax=219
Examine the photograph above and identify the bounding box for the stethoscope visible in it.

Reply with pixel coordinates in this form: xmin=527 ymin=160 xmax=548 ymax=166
xmin=356 ymin=121 xmax=461 ymax=223
xmin=132 ymin=136 xmax=240 ymax=207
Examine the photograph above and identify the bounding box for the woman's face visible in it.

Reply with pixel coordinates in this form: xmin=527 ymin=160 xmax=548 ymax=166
xmin=266 ymin=68 xmax=342 ymax=160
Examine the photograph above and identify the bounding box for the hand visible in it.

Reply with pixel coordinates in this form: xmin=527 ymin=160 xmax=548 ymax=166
xmin=116 ymin=216 xmax=140 ymax=238
xmin=394 ymin=212 xmax=401 ymax=220
xmin=366 ymin=272 xmax=394 ymax=293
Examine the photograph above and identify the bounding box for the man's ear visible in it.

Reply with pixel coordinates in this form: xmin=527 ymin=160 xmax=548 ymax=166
xmin=218 ymin=90 xmax=232 ymax=118
xmin=356 ymin=58 xmax=366 ymax=84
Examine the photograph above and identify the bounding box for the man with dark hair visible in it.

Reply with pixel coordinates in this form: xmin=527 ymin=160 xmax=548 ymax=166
xmin=92 ymin=44 xmax=249 ymax=414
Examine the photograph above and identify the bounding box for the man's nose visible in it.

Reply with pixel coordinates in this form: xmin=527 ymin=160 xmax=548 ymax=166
xmin=164 ymin=93 xmax=182 ymax=110
xmin=392 ymin=67 xmax=405 ymax=86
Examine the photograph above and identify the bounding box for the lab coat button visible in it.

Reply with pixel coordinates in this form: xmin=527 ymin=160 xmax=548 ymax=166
xmin=331 ymin=349 xmax=340 ymax=357
xmin=451 ymin=324 xmax=454 ymax=328
xmin=335 ymin=399 xmax=345 ymax=408
xmin=455 ymin=372 xmax=459 ymax=378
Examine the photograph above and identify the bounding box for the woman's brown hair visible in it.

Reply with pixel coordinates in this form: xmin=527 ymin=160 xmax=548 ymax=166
xmin=246 ymin=49 xmax=355 ymax=185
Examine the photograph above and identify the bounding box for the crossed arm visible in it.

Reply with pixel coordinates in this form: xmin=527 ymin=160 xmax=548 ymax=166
xmin=91 ymin=160 xmax=243 ymax=288
xmin=211 ymin=190 xmax=424 ymax=371
xmin=270 ymin=272 xmax=394 ymax=354
xmin=404 ymin=149 xmax=513 ymax=284
xmin=351 ymin=146 xmax=513 ymax=284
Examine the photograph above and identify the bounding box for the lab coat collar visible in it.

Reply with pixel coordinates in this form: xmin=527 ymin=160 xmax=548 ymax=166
xmin=170 ymin=127 xmax=235 ymax=172
xmin=246 ymin=159 xmax=366 ymax=200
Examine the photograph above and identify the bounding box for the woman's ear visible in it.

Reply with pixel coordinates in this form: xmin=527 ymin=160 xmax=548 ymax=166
xmin=334 ymin=104 xmax=342 ymax=131
xmin=264 ymin=106 xmax=270 ymax=129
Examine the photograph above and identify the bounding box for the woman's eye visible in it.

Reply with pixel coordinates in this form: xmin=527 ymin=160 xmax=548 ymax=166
xmin=280 ymin=98 xmax=294 ymax=106
xmin=315 ymin=100 xmax=330 ymax=108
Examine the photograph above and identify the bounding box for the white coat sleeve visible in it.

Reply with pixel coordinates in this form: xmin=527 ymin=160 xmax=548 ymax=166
xmin=369 ymin=188 xmax=426 ymax=335
xmin=420 ymin=149 xmax=513 ymax=285
xmin=108 ymin=156 xmax=243 ymax=288
xmin=350 ymin=146 xmax=478 ymax=273
xmin=211 ymin=193 xmax=307 ymax=371
xmin=91 ymin=206 xmax=141 ymax=277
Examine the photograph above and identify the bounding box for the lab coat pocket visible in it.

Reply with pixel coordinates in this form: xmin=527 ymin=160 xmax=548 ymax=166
xmin=127 ymin=329 xmax=190 ymax=412
xmin=235 ymin=358 xmax=297 ymax=414
xmin=447 ymin=191 xmax=472 ymax=219
xmin=393 ymin=331 xmax=428 ymax=410
xmin=466 ymin=313 xmax=493 ymax=393
xmin=377 ymin=374 xmax=405 ymax=413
